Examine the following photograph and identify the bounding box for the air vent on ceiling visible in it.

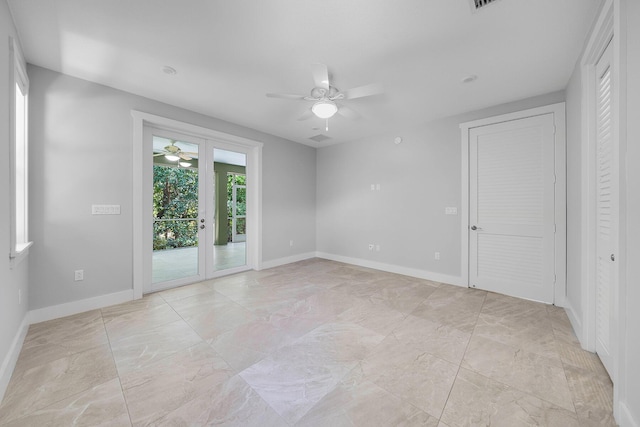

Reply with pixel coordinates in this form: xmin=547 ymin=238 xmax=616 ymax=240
xmin=469 ymin=0 xmax=500 ymax=11
xmin=309 ymin=134 xmax=331 ymax=143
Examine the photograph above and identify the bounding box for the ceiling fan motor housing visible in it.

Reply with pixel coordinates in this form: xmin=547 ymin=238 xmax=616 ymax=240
xmin=310 ymin=86 xmax=340 ymax=100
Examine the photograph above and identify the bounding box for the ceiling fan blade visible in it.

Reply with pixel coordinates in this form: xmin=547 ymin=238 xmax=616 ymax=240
xmin=297 ymin=109 xmax=315 ymax=121
xmin=342 ymin=83 xmax=384 ymax=100
xmin=179 ymin=153 xmax=192 ymax=160
xmin=266 ymin=93 xmax=306 ymax=100
xmin=153 ymin=152 xmax=166 ymax=157
xmin=337 ymin=105 xmax=361 ymax=120
xmin=311 ymin=63 xmax=330 ymax=90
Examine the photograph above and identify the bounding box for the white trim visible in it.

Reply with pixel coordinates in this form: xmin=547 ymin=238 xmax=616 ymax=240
xmin=27 ymin=290 xmax=134 ymax=325
xmin=315 ymin=252 xmax=465 ymax=286
xmin=260 ymin=252 xmax=317 ymax=270
xmin=131 ymin=111 xmax=263 ymax=298
xmin=619 ymin=401 xmax=639 ymax=427
xmin=580 ymin=0 xmax=614 ymax=355
xmin=563 ymin=299 xmax=584 ymax=347
xmin=459 ymin=102 xmax=567 ymax=306
xmin=0 ymin=315 xmax=30 ymax=403
xmin=8 ymin=36 xmax=32 ymax=267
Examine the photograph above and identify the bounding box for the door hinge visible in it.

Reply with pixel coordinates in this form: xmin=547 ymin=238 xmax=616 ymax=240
xmin=554 ymin=224 xmax=557 ymax=233
xmin=553 ymin=174 xmax=557 ymax=184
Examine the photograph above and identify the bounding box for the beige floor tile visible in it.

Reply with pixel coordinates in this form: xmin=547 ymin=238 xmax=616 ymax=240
xmin=110 ymin=318 xmax=204 ymax=375
xmin=239 ymin=321 xmax=384 ymax=424
xmin=336 ymin=297 xmax=407 ymax=336
xmin=209 ymin=311 xmax=324 ymax=360
xmin=556 ymin=340 xmax=611 ymax=383
xmin=102 ymin=298 xmax=182 ymax=343
xmin=120 ymin=342 xmax=234 ymax=426
xmin=481 ymin=292 xmax=552 ymax=329
xmin=157 ymin=281 xmax=216 ymax=302
xmin=147 ymin=375 xmax=286 ymax=427
xmin=296 ymin=366 xmax=438 ymax=427
xmin=0 ymin=344 xmax=118 ymax=424
xmin=14 ymin=309 xmax=108 ymax=373
xmin=410 ymin=285 xmax=486 ymax=333
xmin=0 ymin=378 xmax=131 ymax=427
xmin=360 ymin=339 xmax=459 ymax=419
xmin=441 ymin=368 xmax=580 ymax=427
xmin=369 ymin=279 xmax=438 ymax=314
xmin=473 ymin=312 xmax=560 ymax=360
xmin=389 ymin=314 xmax=472 ymax=364
xmin=273 ymin=288 xmax=358 ymax=322
xmin=564 ymin=364 xmax=617 ymax=427
xmin=462 ymin=335 xmax=574 ymax=411
xmin=166 ymin=290 xmax=257 ymax=342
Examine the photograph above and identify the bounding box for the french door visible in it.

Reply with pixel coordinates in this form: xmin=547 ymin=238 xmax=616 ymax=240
xmin=144 ymin=126 xmax=249 ymax=293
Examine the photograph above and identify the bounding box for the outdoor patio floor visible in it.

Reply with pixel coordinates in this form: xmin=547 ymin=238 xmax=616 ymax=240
xmin=152 ymin=242 xmax=246 ymax=283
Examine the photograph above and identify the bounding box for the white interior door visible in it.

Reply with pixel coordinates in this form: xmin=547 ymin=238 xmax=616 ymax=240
xmin=594 ymin=41 xmax=616 ymax=377
xmin=469 ymin=114 xmax=556 ymax=303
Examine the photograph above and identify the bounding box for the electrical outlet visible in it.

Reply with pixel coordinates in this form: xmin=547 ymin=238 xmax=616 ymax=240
xmin=74 ymin=270 xmax=84 ymax=281
xmin=435 ymin=252 xmax=440 ymax=260
xmin=368 ymin=244 xmax=374 ymax=251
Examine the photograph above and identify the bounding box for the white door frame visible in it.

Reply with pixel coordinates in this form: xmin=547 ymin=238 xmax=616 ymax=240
xmin=459 ymin=102 xmax=567 ymax=305
xmin=132 ymin=111 xmax=263 ymax=299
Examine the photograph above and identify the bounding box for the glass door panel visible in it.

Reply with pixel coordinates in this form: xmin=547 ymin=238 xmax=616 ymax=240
xmin=213 ymin=149 xmax=247 ymax=271
xmin=151 ymin=136 xmax=202 ymax=285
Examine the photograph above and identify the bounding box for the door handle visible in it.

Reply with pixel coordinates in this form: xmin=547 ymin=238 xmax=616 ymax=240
xmin=471 ymin=225 xmax=481 ymax=231
xmin=200 ymin=224 xmax=205 ymax=229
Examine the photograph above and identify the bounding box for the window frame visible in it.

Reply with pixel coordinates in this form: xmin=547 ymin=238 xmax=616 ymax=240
xmin=9 ymin=36 xmax=32 ymax=267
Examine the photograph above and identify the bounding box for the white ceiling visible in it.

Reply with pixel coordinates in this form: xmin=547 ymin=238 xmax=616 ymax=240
xmin=8 ymin=0 xmax=601 ymax=147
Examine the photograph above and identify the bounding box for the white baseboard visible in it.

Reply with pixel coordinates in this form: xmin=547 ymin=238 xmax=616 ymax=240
xmin=0 ymin=314 xmax=30 ymax=403
xmin=28 ymin=290 xmax=134 ymax=325
xmin=619 ymin=401 xmax=639 ymax=427
xmin=563 ymin=299 xmax=587 ymax=347
xmin=315 ymin=252 xmax=465 ymax=287
xmin=260 ymin=252 xmax=316 ymax=270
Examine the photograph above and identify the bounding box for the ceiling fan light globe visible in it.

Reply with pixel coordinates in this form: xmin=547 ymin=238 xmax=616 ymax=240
xmin=179 ymin=161 xmax=191 ymax=167
xmin=312 ymin=101 xmax=338 ymax=119
xmin=165 ymin=154 xmax=180 ymax=162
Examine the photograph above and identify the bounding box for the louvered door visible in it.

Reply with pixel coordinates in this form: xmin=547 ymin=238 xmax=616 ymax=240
xmin=469 ymin=114 xmax=556 ymax=303
xmin=595 ymin=41 xmax=615 ymax=377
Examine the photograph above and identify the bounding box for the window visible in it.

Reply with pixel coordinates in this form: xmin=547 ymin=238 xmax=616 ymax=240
xmin=9 ymin=37 xmax=31 ymax=266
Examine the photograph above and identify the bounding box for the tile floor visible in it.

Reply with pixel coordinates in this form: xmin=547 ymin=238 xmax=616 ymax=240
xmin=0 ymin=259 xmax=617 ymax=426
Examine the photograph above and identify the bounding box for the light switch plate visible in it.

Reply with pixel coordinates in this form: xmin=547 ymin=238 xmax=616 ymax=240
xmin=445 ymin=207 xmax=458 ymax=215
xmin=92 ymin=204 xmax=121 ymax=215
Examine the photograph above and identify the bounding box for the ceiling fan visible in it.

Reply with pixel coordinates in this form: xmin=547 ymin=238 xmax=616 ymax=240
xmin=266 ymin=63 xmax=383 ymax=125
xmin=153 ymin=140 xmax=197 ymax=164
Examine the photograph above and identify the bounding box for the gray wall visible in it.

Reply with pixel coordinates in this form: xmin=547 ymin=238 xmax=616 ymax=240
xmin=0 ymin=0 xmax=30 ymax=395
xmin=27 ymin=65 xmax=317 ymax=310
xmin=565 ymin=60 xmax=583 ymax=322
xmin=316 ymin=92 xmax=565 ymax=281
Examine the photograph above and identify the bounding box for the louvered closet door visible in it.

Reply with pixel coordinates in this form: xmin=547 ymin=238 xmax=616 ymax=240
xmin=595 ymin=41 xmax=616 ymax=377
xmin=469 ymin=114 xmax=556 ymax=303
